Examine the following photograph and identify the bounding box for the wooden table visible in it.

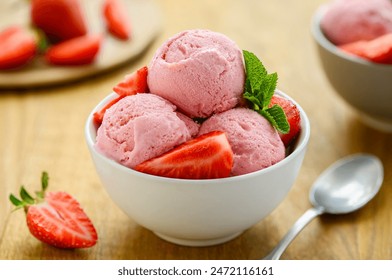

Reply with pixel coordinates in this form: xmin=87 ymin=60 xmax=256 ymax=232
xmin=0 ymin=0 xmax=391 ymax=260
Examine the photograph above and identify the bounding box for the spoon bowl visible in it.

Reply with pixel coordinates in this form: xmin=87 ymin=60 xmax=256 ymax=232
xmin=263 ymin=154 xmax=383 ymax=260
xmin=310 ymin=154 xmax=384 ymax=214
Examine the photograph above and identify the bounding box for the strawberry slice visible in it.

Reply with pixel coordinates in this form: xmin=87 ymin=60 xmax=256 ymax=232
xmin=9 ymin=172 xmax=98 ymax=249
xmin=339 ymin=33 xmax=392 ymax=64
xmin=135 ymin=131 xmax=234 ymax=179
xmin=269 ymin=95 xmax=301 ymax=146
xmin=113 ymin=66 xmax=149 ymax=96
xmin=93 ymin=95 xmax=124 ymax=126
xmin=31 ymin=0 xmax=88 ymax=43
xmin=0 ymin=26 xmax=37 ymax=70
xmin=93 ymin=66 xmax=149 ymax=126
xmin=45 ymin=34 xmax=102 ymax=66
xmin=103 ymin=0 xmax=132 ymax=40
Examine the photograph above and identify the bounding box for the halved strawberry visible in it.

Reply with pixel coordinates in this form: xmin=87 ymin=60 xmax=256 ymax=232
xmin=103 ymin=0 xmax=132 ymax=40
xmin=269 ymin=95 xmax=301 ymax=146
xmin=9 ymin=172 xmax=98 ymax=249
xmin=31 ymin=0 xmax=88 ymax=43
xmin=93 ymin=95 xmax=124 ymax=126
xmin=93 ymin=66 xmax=149 ymax=126
xmin=0 ymin=26 xmax=37 ymax=70
xmin=113 ymin=66 xmax=149 ymax=96
xmin=45 ymin=34 xmax=102 ymax=66
xmin=339 ymin=33 xmax=392 ymax=64
xmin=135 ymin=131 xmax=234 ymax=179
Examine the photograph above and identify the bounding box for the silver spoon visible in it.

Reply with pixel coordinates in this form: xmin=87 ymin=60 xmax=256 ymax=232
xmin=263 ymin=153 xmax=384 ymax=260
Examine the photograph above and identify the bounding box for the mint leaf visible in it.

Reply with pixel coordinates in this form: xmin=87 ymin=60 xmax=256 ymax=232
xmin=261 ymin=72 xmax=278 ymax=108
xmin=243 ymin=50 xmax=266 ymax=93
xmin=242 ymin=50 xmax=289 ymax=134
xmin=243 ymin=92 xmax=262 ymax=110
xmin=264 ymin=105 xmax=290 ymax=134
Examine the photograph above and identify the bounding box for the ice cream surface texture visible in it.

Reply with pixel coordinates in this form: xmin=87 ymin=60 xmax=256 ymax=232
xmin=95 ymin=93 xmax=197 ymax=168
xmin=320 ymin=0 xmax=392 ymax=45
xmin=198 ymin=108 xmax=285 ymax=176
xmin=148 ymin=29 xmax=245 ymax=118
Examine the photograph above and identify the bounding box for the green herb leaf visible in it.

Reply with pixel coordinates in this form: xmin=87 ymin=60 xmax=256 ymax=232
xmin=242 ymin=50 xmax=288 ymax=133
xmin=261 ymin=72 xmax=278 ymax=108
xmin=264 ymin=105 xmax=290 ymax=134
xmin=243 ymin=50 xmax=266 ymax=94
xmin=243 ymin=92 xmax=261 ymax=110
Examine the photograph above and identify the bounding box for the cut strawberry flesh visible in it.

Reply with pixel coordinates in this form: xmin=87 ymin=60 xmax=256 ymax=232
xmin=103 ymin=0 xmax=132 ymax=40
xmin=26 ymin=191 xmax=97 ymax=249
xmin=113 ymin=66 xmax=149 ymax=96
xmin=0 ymin=26 xmax=37 ymax=70
xmin=339 ymin=33 xmax=392 ymax=64
xmin=93 ymin=66 xmax=149 ymax=126
xmin=135 ymin=131 xmax=234 ymax=179
xmin=93 ymin=95 xmax=124 ymax=126
xmin=45 ymin=34 xmax=102 ymax=66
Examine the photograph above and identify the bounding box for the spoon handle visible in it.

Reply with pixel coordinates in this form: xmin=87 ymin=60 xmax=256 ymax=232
xmin=262 ymin=207 xmax=324 ymax=260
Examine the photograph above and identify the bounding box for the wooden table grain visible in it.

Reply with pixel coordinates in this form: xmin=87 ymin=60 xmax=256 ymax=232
xmin=0 ymin=0 xmax=391 ymax=260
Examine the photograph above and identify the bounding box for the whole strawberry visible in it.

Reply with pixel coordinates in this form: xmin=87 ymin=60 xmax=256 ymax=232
xmin=9 ymin=172 xmax=98 ymax=249
xmin=31 ymin=0 xmax=87 ymax=43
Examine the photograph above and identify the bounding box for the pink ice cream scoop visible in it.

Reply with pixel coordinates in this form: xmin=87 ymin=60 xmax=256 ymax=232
xmin=148 ymin=29 xmax=245 ymax=118
xmin=198 ymin=108 xmax=285 ymax=176
xmin=95 ymin=93 xmax=198 ymax=168
xmin=320 ymin=0 xmax=392 ymax=45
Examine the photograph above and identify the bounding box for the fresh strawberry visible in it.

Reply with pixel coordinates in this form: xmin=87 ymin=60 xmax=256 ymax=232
xmin=31 ymin=0 xmax=87 ymax=43
xmin=45 ymin=34 xmax=102 ymax=66
xmin=339 ymin=33 xmax=392 ymax=64
xmin=269 ymin=95 xmax=301 ymax=146
xmin=93 ymin=95 xmax=124 ymax=126
xmin=93 ymin=66 xmax=149 ymax=126
xmin=135 ymin=131 xmax=234 ymax=179
xmin=103 ymin=0 xmax=132 ymax=40
xmin=0 ymin=26 xmax=37 ymax=70
xmin=9 ymin=172 xmax=98 ymax=249
xmin=113 ymin=66 xmax=149 ymax=96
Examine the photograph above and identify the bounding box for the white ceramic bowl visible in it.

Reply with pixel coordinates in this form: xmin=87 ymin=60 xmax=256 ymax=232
xmin=85 ymin=90 xmax=310 ymax=246
xmin=311 ymin=7 xmax=392 ymax=133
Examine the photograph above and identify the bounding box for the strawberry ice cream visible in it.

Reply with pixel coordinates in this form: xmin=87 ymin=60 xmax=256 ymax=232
xmin=95 ymin=93 xmax=198 ymax=168
xmin=148 ymin=29 xmax=245 ymax=118
xmin=198 ymin=107 xmax=285 ymax=176
xmin=92 ymin=29 xmax=301 ymax=179
xmin=320 ymin=0 xmax=392 ymax=45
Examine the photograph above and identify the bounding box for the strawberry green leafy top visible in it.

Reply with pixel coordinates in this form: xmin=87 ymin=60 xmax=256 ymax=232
xmin=243 ymin=50 xmax=290 ymax=134
xmin=9 ymin=171 xmax=48 ymax=210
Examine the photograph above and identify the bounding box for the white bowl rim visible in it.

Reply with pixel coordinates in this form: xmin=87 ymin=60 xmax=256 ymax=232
xmin=85 ymin=89 xmax=310 ymax=185
xmin=311 ymin=6 xmax=392 ymax=69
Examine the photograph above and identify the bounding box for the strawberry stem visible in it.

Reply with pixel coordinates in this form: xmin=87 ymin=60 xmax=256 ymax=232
xmin=9 ymin=194 xmax=25 ymax=208
xmin=9 ymin=171 xmax=49 ymax=210
xmin=20 ymin=186 xmax=34 ymax=204
xmin=37 ymin=171 xmax=49 ymax=199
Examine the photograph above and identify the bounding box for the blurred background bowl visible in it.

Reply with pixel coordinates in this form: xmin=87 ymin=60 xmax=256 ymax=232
xmin=85 ymin=90 xmax=310 ymax=247
xmin=311 ymin=7 xmax=392 ymax=133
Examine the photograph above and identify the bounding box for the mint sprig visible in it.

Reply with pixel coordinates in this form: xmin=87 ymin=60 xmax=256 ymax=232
xmin=243 ymin=50 xmax=289 ymax=134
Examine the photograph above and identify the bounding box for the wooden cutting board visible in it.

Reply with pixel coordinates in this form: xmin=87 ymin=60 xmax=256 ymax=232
xmin=0 ymin=0 xmax=162 ymax=88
